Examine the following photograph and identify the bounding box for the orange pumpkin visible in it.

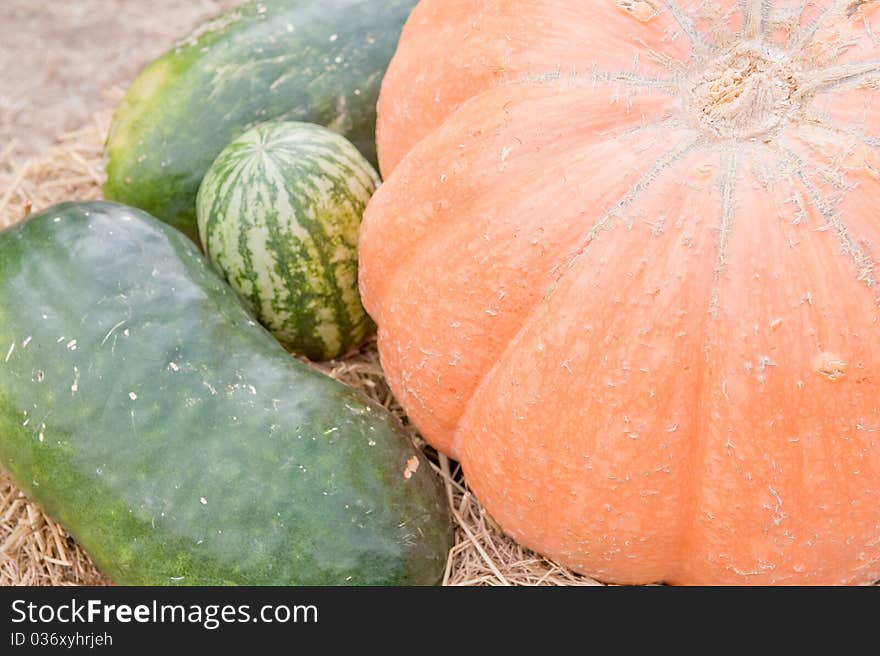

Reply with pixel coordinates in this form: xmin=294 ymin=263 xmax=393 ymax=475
xmin=359 ymin=0 xmax=880 ymax=584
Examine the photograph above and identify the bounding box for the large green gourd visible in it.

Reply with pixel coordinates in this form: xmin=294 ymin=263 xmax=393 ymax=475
xmin=0 ymin=201 xmax=452 ymax=585
xmin=105 ymin=0 xmax=417 ymax=242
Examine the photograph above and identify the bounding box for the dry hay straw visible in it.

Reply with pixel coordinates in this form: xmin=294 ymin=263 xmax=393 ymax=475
xmin=0 ymin=101 xmax=601 ymax=587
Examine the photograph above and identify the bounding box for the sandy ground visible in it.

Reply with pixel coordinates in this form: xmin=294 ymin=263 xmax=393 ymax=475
xmin=0 ymin=0 xmax=239 ymax=159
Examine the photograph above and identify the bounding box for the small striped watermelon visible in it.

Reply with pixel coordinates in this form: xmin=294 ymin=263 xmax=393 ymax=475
xmin=196 ymin=121 xmax=379 ymax=361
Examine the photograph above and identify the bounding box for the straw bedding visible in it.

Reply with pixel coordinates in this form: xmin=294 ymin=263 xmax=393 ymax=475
xmin=0 ymin=102 xmax=601 ymax=587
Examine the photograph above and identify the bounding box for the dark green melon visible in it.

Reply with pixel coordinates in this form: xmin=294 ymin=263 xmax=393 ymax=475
xmin=104 ymin=0 xmax=418 ymax=242
xmin=197 ymin=122 xmax=377 ymax=361
xmin=0 ymin=201 xmax=452 ymax=585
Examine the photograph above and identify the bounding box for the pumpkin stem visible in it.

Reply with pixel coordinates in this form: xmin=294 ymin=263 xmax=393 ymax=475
xmin=686 ymin=42 xmax=802 ymax=141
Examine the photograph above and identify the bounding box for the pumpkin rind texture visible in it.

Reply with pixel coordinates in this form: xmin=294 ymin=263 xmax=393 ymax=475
xmin=104 ymin=0 xmax=418 ymax=242
xmin=361 ymin=0 xmax=880 ymax=584
xmin=0 ymin=201 xmax=453 ymax=585
xmin=197 ymin=122 xmax=378 ymax=361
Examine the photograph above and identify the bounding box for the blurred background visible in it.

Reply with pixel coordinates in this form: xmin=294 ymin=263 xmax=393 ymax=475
xmin=0 ymin=0 xmax=239 ymax=159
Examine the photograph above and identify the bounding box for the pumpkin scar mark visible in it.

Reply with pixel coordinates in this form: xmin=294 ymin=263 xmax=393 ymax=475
xmin=521 ymin=62 xmax=677 ymax=96
xmin=661 ymin=0 xmax=710 ymax=51
xmin=782 ymin=176 xmax=810 ymax=226
xmin=789 ymin=0 xmax=848 ymax=54
xmin=862 ymin=10 xmax=880 ymax=47
xmin=789 ymin=133 xmax=854 ymax=192
xmin=632 ymin=38 xmax=687 ymax=75
xmin=594 ymin=113 xmax=683 ymax=142
xmin=568 ymin=136 xmax=702 ymax=266
xmin=765 ymin=4 xmax=806 ymax=42
xmin=708 ymin=148 xmax=742 ymax=320
xmin=776 ymin=143 xmax=878 ymax=295
xmin=739 ymin=0 xmax=773 ymax=38
xmin=767 ymin=484 xmax=787 ymax=526
xmin=729 ymin=562 xmax=776 ymax=577
xmin=814 ymin=352 xmax=849 ymax=380
xmin=798 ymin=60 xmax=880 ymax=97
xmin=847 ymin=0 xmax=877 ymax=18
xmin=801 ymin=118 xmax=880 ymax=157
xmin=617 ymin=0 xmax=660 ymax=23
xmin=589 ymin=68 xmax=677 ymax=96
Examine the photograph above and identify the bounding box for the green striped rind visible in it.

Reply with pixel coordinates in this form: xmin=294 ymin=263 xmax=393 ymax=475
xmin=197 ymin=122 xmax=378 ymax=361
xmin=104 ymin=0 xmax=418 ymax=242
xmin=0 ymin=201 xmax=453 ymax=585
